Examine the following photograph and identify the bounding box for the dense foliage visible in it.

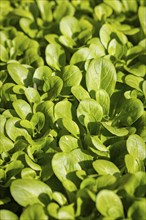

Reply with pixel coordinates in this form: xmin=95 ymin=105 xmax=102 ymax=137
xmin=0 ymin=0 xmax=146 ymax=219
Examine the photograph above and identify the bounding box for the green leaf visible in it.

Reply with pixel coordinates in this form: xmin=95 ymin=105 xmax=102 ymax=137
xmin=70 ymin=48 xmax=93 ymax=65
xmin=0 ymin=210 xmax=18 ymax=220
xmin=21 ymin=168 xmax=36 ymax=179
xmin=23 ymin=49 xmax=44 ymax=67
xmin=55 ymin=100 xmax=73 ymax=120
xmin=20 ymin=119 xmax=34 ymax=137
xmin=0 ymin=132 xmax=14 ymax=154
xmin=1 ymin=82 xmax=19 ymax=102
xmin=5 ymin=118 xmax=30 ymax=142
xmin=54 ymin=1 xmax=75 ymax=21
xmin=138 ymin=6 xmax=146 ymax=35
xmin=59 ymin=135 xmax=80 ymax=152
xmin=13 ymin=100 xmax=32 ymax=119
xmin=109 ymin=141 xmax=127 ymax=169
xmin=12 ymin=8 xmax=34 ymax=19
xmin=5 ymin=160 xmax=24 ymax=180
xmin=100 ymin=23 xmax=127 ymax=49
xmin=90 ymin=136 xmax=108 ymax=152
xmin=43 ymin=76 xmax=63 ymax=100
xmin=19 ymin=18 xmax=38 ymax=38
xmin=96 ymin=175 xmax=117 ymax=191
xmin=126 ymin=45 xmax=144 ymax=61
xmin=124 ymin=74 xmax=143 ymax=91
xmin=96 ymin=190 xmax=124 ymax=218
xmin=0 ymin=44 xmax=8 ymax=62
xmin=134 ymin=172 xmax=146 ymax=197
xmin=60 ymin=16 xmax=80 ymax=39
xmin=128 ymin=200 xmax=146 ymax=220
xmin=12 ymin=85 xmax=25 ymax=94
xmin=127 ymin=134 xmax=146 ymax=160
xmin=52 ymin=148 xmax=92 ymax=183
xmin=86 ymin=58 xmax=117 ymax=97
xmin=45 ymin=34 xmax=59 ymax=44
xmin=59 ymin=35 xmax=76 ymax=48
xmin=112 ymin=98 xmax=144 ymax=126
xmin=10 ymin=179 xmax=52 ymax=207
xmin=142 ymin=81 xmax=146 ymax=99
xmin=96 ymin=89 xmax=110 ymax=116
xmin=93 ymin=160 xmax=120 ymax=175
xmin=124 ymin=63 xmax=146 ymax=77
xmin=77 ymin=99 xmax=103 ymax=125
xmin=102 ymin=123 xmax=129 ymax=136
xmin=48 ymin=202 xmax=75 ymax=220
xmin=12 ymin=35 xmax=30 ymax=55
xmin=103 ymin=0 xmax=122 ymax=13
xmin=62 ymin=118 xmax=80 ymax=137
xmin=71 ymin=85 xmax=90 ymax=101
xmin=0 ymin=168 xmax=5 ymax=182
xmin=108 ymin=39 xmax=127 ymax=59
xmin=25 ymin=154 xmax=41 ymax=171
xmin=89 ymin=41 xmax=106 ymax=59
xmin=45 ymin=43 xmax=66 ymax=70
xmin=36 ymin=101 xmax=54 ymax=131
xmin=30 ymin=112 xmax=45 ymax=133
xmin=62 ymin=65 xmax=82 ymax=87
xmin=47 ymin=202 xmax=59 ymax=219
xmin=25 ymin=87 xmax=40 ymax=103
xmin=134 ymin=112 xmax=146 ymax=142
xmin=123 ymin=0 xmax=138 ymax=12
xmin=117 ymin=173 xmax=140 ymax=195
xmin=58 ymin=204 xmax=75 ymax=220
xmin=52 ymin=191 xmax=67 ymax=206
xmin=33 ymin=65 xmax=52 ymax=89
xmin=94 ymin=3 xmax=112 ymax=21
xmin=125 ymin=154 xmax=144 ymax=173
xmin=7 ymin=63 xmax=32 ymax=86
xmin=20 ymin=203 xmax=48 ymax=220
xmin=36 ymin=0 xmax=52 ymax=22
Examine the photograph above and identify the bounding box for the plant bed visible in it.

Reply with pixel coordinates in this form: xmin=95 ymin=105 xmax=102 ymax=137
xmin=0 ymin=0 xmax=146 ymax=219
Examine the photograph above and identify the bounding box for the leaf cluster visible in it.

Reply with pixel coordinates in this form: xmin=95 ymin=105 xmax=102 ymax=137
xmin=0 ymin=0 xmax=146 ymax=219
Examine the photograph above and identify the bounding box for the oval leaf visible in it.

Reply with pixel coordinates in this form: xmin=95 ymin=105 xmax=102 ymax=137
xmin=13 ymin=100 xmax=32 ymax=119
xmin=77 ymin=99 xmax=103 ymax=125
xmin=5 ymin=118 xmax=30 ymax=142
xmin=55 ymin=100 xmax=73 ymax=121
xmin=96 ymin=189 xmax=124 ymax=218
xmin=33 ymin=66 xmax=53 ymax=89
xmin=112 ymin=98 xmax=144 ymax=126
xmin=71 ymin=85 xmax=90 ymax=101
xmin=45 ymin=43 xmax=66 ymax=70
xmin=43 ymin=76 xmax=63 ymax=100
xmin=10 ymin=179 xmax=52 ymax=207
xmin=7 ymin=63 xmax=32 ymax=86
xmin=62 ymin=65 xmax=82 ymax=87
xmin=93 ymin=159 xmax=120 ymax=175
xmin=52 ymin=148 xmax=93 ymax=182
xmin=128 ymin=200 xmax=146 ymax=220
xmin=59 ymin=135 xmax=80 ymax=152
xmin=60 ymin=16 xmax=80 ymax=38
xmin=86 ymin=58 xmax=117 ymax=96
xmin=0 ymin=210 xmax=18 ymax=220
xmin=25 ymin=87 xmax=40 ymax=103
xmin=62 ymin=118 xmax=80 ymax=137
xmin=127 ymin=134 xmax=146 ymax=160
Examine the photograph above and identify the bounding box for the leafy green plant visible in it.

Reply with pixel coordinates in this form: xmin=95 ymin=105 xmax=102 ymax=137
xmin=0 ymin=0 xmax=146 ymax=219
